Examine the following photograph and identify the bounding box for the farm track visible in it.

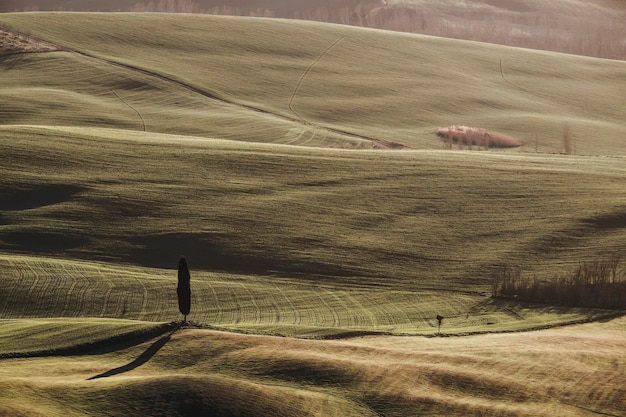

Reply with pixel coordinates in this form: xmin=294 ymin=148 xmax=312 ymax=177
xmin=1 ymin=27 xmax=409 ymax=149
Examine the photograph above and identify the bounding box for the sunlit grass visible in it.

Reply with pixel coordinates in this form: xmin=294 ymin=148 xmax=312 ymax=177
xmin=0 ymin=317 xmax=624 ymax=416
xmin=0 ymin=318 xmax=167 ymax=356
xmin=2 ymin=253 xmax=615 ymax=341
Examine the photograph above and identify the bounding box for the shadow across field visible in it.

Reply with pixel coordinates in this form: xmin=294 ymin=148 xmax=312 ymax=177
xmin=583 ymin=209 xmax=626 ymax=230
xmin=0 ymin=184 xmax=85 ymax=211
xmin=0 ymin=230 xmax=89 ymax=253
xmin=0 ymin=322 xmax=177 ymax=359
xmin=129 ymin=232 xmax=362 ymax=278
xmin=88 ymin=322 xmax=182 ymax=380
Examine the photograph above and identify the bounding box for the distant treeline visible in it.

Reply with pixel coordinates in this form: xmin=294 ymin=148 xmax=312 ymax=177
xmin=5 ymin=0 xmax=625 ymax=60
xmin=492 ymin=254 xmax=626 ymax=310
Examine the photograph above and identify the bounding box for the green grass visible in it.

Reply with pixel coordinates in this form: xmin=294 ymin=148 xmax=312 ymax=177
xmin=1 ymin=126 xmax=624 ymax=338
xmin=3 ymin=252 xmax=615 ymax=341
xmin=1 ymin=13 xmax=625 ymax=153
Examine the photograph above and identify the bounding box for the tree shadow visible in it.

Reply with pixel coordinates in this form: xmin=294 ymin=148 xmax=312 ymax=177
xmin=88 ymin=323 xmax=182 ymax=380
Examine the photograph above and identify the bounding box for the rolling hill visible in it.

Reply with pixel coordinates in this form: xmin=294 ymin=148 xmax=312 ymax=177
xmin=0 ymin=11 xmax=625 ymax=416
xmin=3 ymin=0 xmax=624 ymax=60
xmin=1 ymin=12 xmax=626 ymax=153
xmin=1 ymin=318 xmax=624 ymax=416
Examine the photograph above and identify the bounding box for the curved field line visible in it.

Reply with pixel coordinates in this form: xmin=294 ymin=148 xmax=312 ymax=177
xmin=135 ymin=274 xmax=149 ymax=320
xmin=324 ymin=289 xmax=360 ymax=328
xmin=499 ymin=58 xmax=528 ymax=93
xmin=342 ymin=290 xmax=377 ymax=328
xmin=97 ymin=267 xmax=115 ymax=318
xmin=143 ymin=275 xmax=168 ymax=321
xmin=247 ymin=284 xmax=280 ymax=324
xmin=0 ymin=258 xmax=16 ymax=313
xmin=274 ymin=284 xmax=301 ymax=325
xmin=255 ymin=285 xmax=281 ymax=324
xmin=288 ymin=287 xmax=322 ymax=327
xmin=224 ymin=286 xmax=242 ymax=325
xmin=383 ymin=292 xmax=416 ymax=325
xmin=59 ymin=263 xmax=79 ymax=315
xmin=362 ymin=293 xmax=398 ymax=327
xmin=29 ymin=262 xmax=54 ymax=314
xmin=288 ymin=35 xmax=347 ymax=122
xmin=72 ymin=264 xmax=92 ymax=316
xmin=205 ymin=281 xmax=224 ymax=325
xmin=9 ymin=29 xmax=410 ymax=148
xmin=111 ymin=89 xmax=146 ymax=132
xmin=238 ymin=283 xmax=262 ymax=325
xmin=24 ymin=260 xmax=41 ymax=297
xmin=314 ymin=288 xmax=340 ymax=327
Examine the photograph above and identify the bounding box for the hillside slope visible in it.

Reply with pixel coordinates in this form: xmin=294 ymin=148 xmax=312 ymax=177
xmin=2 ymin=0 xmax=624 ymax=60
xmin=1 ymin=13 xmax=625 ymax=335
xmin=1 ymin=13 xmax=625 ymax=154
xmin=1 ymin=126 xmax=625 ymax=337
xmin=0 ymin=13 xmax=624 ymax=415
xmin=1 ymin=317 xmax=624 ymax=416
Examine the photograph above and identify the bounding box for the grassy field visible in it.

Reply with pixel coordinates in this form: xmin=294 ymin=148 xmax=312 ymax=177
xmin=1 ymin=13 xmax=626 ymax=152
xmin=0 ymin=318 xmax=624 ymax=416
xmin=3 ymin=1 xmax=625 ymax=60
xmin=0 ymin=11 xmax=625 ymax=416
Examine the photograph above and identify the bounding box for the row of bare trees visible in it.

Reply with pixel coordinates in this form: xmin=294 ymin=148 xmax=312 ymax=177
xmin=492 ymin=254 xmax=625 ymax=309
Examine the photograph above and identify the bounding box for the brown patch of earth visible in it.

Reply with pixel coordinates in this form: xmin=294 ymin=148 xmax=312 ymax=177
xmin=0 ymin=28 xmax=59 ymax=55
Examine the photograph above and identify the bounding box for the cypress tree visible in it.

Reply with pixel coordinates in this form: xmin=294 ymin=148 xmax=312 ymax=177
xmin=177 ymin=256 xmax=191 ymax=323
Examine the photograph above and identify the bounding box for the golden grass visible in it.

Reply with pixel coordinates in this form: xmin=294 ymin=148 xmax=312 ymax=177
xmin=0 ymin=317 xmax=623 ymax=416
xmin=0 ymin=318 xmax=168 ymax=356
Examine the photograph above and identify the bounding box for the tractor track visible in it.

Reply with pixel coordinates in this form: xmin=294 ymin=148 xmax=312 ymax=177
xmin=5 ymin=27 xmax=410 ymax=149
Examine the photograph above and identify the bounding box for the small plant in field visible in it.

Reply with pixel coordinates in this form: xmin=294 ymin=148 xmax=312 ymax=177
xmin=562 ymin=123 xmax=573 ymax=155
xmin=177 ymin=256 xmax=191 ymax=323
xmin=436 ymin=126 xmax=522 ymax=149
xmin=492 ymin=254 xmax=625 ymax=309
xmin=436 ymin=315 xmax=444 ymax=335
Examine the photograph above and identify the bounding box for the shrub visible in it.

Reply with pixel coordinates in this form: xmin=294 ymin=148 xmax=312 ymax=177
xmin=436 ymin=126 xmax=522 ymax=149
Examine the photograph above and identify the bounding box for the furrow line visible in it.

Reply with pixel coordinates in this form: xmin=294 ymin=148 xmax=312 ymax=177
xmin=274 ymin=284 xmax=301 ymax=325
xmin=238 ymin=282 xmax=262 ymax=325
xmin=135 ymin=274 xmax=149 ymax=320
xmin=314 ymin=288 xmax=340 ymax=327
xmin=205 ymin=281 xmax=224 ymax=325
xmin=59 ymin=263 xmax=79 ymax=316
xmin=343 ymin=290 xmax=378 ymax=328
